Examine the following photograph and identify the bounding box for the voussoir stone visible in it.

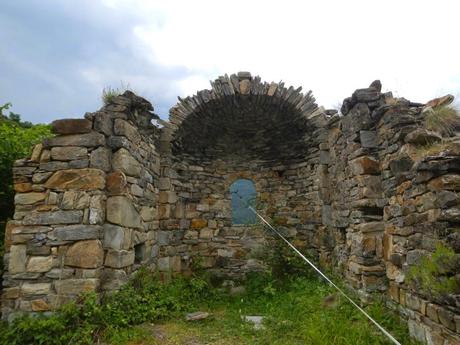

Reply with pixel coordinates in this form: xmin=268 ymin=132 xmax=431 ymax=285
xmin=45 ymin=132 xmax=105 ymax=147
xmin=51 ymin=119 xmax=92 ymax=134
xmin=65 ymin=240 xmax=103 ymax=268
xmin=106 ymin=196 xmax=141 ymax=228
xmin=45 ymin=168 xmax=105 ymax=190
xmin=112 ymin=148 xmax=141 ymax=177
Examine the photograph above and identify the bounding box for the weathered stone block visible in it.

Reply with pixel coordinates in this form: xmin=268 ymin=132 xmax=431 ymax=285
xmin=360 ymin=130 xmax=378 ymax=148
xmin=101 ymin=269 xmax=128 ymax=291
xmin=65 ymin=240 xmax=104 ymax=268
xmin=106 ymin=171 xmax=127 ymax=193
xmin=140 ymin=206 xmax=157 ymax=222
xmin=112 ymin=148 xmax=141 ymax=177
xmin=23 ymin=210 xmax=83 ymax=225
xmin=61 ymin=191 xmax=90 ymax=209
xmin=14 ymin=192 xmax=46 ymax=205
xmin=50 ymin=146 xmax=88 ymax=161
xmin=90 ymin=147 xmax=111 ymax=172
xmin=114 ymin=119 xmax=140 ymax=144
xmin=26 ymin=256 xmax=54 ymax=273
xmin=54 ymin=279 xmax=99 ymax=295
xmin=106 ymin=196 xmax=141 ymax=228
xmin=104 ymin=250 xmax=135 ymax=268
xmin=428 ymin=174 xmax=460 ymax=191
xmin=9 ymin=245 xmax=27 ymax=273
xmin=349 ymin=156 xmax=380 ymax=175
xmin=191 ymin=219 xmax=207 ymax=229
xmin=31 ymin=299 xmax=50 ymax=311
xmin=405 ymin=128 xmax=442 ymax=145
xmin=14 ymin=183 xmax=32 ymax=192
xmin=45 ymin=168 xmax=105 ymax=190
xmin=21 ymin=283 xmax=51 ymax=296
xmin=103 ymin=224 xmax=131 ymax=250
xmin=157 ymin=257 xmax=170 ymax=271
xmin=52 ymin=225 xmax=102 ymax=241
xmin=158 ymin=178 xmax=171 ymax=190
xmin=45 ymin=132 xmax=105 ymax=147
xmin=51 ymin=119 xmax=92 ymax=134
xmin=45 ymin=268 xmax=74 ymax=279
xmin=438 ymin=307 xmax=456 ymax=331
xmin=426 ymin=303 xmax=439 ymax=323
xmin=30 ymin=143 xmax=43 ymax=162
xmin=32 ymin=171 xmax=53 ymax=184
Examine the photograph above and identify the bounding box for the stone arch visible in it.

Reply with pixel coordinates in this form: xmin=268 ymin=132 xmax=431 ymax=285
xmin=168 ymin=72 xmax=324 ymax=163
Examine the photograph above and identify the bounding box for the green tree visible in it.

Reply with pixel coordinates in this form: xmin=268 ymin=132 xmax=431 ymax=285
xmin=0 ymin=103 xmax=52 ymax=258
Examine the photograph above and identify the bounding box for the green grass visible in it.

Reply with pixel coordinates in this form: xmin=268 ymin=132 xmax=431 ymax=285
xmin=101 ymin=82 xmax=132 ymax=105
xmin=0 ymin=269 xmax=420 ymax=345
xmin=424 ymin=105 xmax=460 ymax=137
xmin=105 ymin=273 xmax=418 ymax=345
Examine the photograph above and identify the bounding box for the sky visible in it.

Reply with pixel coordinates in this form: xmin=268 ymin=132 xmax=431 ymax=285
xmin=1 ymin=0 xmax=460 ymax=124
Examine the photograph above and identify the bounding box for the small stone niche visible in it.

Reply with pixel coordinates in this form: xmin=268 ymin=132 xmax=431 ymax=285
xmin=134 ymin=243 xmax=146 ymax=264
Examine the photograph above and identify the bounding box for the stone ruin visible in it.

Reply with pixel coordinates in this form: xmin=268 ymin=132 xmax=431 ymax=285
xmin=2 ymin=72 xmax=460 ymax=344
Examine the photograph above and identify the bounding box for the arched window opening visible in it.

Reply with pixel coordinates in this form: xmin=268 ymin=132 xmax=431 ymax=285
xmin=230 ymin=179 xmax=257 ymax=225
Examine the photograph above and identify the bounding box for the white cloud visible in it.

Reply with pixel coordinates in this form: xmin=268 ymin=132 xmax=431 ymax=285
xmin=124 ymin=0 xmax=460 ymax=108
xmin=2 ymin=0 xmax=460 ymax=122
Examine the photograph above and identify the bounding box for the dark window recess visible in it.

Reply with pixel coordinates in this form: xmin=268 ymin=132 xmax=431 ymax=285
xmin=230 ymin=179 xmax=257 ymax=225
xmin=134 ymin=243 xmax=146 ymax=264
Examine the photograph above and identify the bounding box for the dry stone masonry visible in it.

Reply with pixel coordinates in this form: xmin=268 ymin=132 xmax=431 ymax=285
xmin=2 ymin=72 xmax=460 ymax=344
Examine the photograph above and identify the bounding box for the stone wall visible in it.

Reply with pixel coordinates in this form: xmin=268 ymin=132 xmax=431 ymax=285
xmin=320 ymin=85 xmax=460 ymax=344
xmin=1 ymin=91 xmax=160 ymax=320
xmin=2 ymin=73 xmax=460 ymax=344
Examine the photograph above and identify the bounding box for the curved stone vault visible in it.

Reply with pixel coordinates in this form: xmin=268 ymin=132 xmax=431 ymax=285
xmin=170 ymin=72 xmax=321 ymax=161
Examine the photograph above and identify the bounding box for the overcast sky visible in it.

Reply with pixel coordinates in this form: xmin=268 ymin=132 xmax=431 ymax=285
xmin=1 ymin=0 xmax=459 ymax=123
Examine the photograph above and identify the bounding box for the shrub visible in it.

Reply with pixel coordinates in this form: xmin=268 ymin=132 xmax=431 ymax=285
xmin=0 ymin=268 xmax=211 ymax=345
xmin=407 ymin=243 xmax=460 ymax=298
xmin=0 ymin=109 xmax=52 ymax=277
xmin=424 ymin=105 xmax=460 ymax=137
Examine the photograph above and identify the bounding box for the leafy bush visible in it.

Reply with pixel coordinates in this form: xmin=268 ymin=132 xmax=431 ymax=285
xmin=0 ymin=106 xmax=52 ymax=276
xmin=407 ymin=243 xmax=460 ymax=298
xmin=251 ymin=238 xmax=315 ymax=283
xmin=0 ymin=268 xmax=211 ymax=345
xmin=424 ymin=105 xmax=460 ymax=137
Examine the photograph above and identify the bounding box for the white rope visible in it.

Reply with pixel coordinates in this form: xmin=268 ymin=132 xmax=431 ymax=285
xmin=248 ymin=206 xmax=402 ymax=345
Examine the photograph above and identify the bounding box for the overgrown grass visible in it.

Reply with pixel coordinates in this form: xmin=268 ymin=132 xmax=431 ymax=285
xmin=0 ymin=268 xmax=420 ymax=345
xmin=407 ymin=243 xmax=460 ymax=298
xmin=101 ymin=82 xmax=132 ymax=105
xmin=424 ymin=105 xmax=460 ymax=137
